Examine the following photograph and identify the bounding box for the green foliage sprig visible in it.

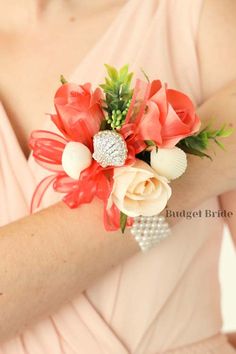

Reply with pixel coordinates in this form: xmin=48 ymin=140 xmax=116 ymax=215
xmin=177 ymin=123 xmax=233 ymax=159
xmin=120 ymin=212 xmax=128 ymax=234
xmin=60 ymin=75 xmax=67 ymax=85
xmin=100 ymin=64 xmax=133 ymax=130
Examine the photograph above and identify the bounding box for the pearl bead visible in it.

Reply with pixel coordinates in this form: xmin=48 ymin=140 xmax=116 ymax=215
xmin=131 ymin=214 xmax=171 ymax=252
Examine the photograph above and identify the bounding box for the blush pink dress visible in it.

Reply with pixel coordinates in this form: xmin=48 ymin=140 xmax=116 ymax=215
xmin=0 ymin=0 xmax=235 ymax=353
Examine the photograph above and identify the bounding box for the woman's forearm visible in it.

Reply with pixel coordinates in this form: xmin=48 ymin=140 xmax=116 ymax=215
xmin=0 ymin=81 xmax=236 ymax=343
xmin=0 ymin=201 xmax=139 ymax=342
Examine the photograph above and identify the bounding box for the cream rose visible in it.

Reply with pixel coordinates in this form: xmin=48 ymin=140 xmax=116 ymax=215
xmin=108 ymin=160 xmax=171 ymax=217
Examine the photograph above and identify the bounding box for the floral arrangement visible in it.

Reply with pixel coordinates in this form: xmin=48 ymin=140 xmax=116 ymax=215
xmin=29 ymin=65 xmax=232 ymax=232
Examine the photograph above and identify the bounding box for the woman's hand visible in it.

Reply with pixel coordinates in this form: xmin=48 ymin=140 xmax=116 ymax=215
xmin=166 ymin=80 xmax=236 ymax=227
xmin=166 ymin=0 xmax=236 ymax=226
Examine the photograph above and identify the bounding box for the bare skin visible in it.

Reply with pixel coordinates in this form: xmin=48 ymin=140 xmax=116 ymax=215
xmin=0 ymin=0 xmax=235 ymax=344
xmin=0 ymin=0 xmax=127 ymax=157
xmin=198 ymin=0 xmax=236 ymax=245
xmin=198 ymin=1 xmax=236 ymax=344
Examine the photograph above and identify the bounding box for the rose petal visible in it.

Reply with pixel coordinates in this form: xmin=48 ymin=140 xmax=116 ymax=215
xmin=110 ymin=160 xmax=171 ymax=217
xmin=113 ymin=196 xmax=141 ymax=217
xmin=138 ymin=101 xmax=162 ymax=145
xmin=139 ymin=188 xmax=171 ymax=215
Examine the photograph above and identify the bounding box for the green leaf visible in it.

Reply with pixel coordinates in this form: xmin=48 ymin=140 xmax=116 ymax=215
xmin=100 ymin=64 xmax=134 ymax=130
xmin=217 ymin=126 xmax=234 ymax=138
xmin=178 ymin=121 xmax=233 ymax=160
xmin=145 ymin=140 xmax=156 ymax=147
xmin=183 ymin=135 xmax=208 ymax=151
xmin=60 ymin=75 xmax=67 ymax=85
xmin=177 ymin=141 xmax=212 ymax=160
xmin=140 ymin=67 xmax=150 ymax=83
xmin=120 ymin=212 xmax=128 ymax=234
xmin=104 ymin=64 xmax=118 ymax=81
xmin=214 ymin=139 xmax=225 ymax=150
xmin=126 ymin=72 xmax=133 ymax=85
xmin=100 ymin=119 xmax=108 ymax=131
xmin=119 ymin=65 xmax=129 ymax=80
xmin=105 ymin=77 xmax=111 ymax=86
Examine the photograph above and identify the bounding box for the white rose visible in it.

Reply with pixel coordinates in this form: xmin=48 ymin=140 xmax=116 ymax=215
xmin=108 ymin=160 xmax=171 ymax=217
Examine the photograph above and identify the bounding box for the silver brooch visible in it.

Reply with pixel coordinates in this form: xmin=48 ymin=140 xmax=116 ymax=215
xmin=93 ymin=130 xmax=128 ymax=168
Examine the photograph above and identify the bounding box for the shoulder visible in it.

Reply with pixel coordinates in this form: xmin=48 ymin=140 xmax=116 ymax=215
xmin=198 ymin=0 xmax=236 ymax=99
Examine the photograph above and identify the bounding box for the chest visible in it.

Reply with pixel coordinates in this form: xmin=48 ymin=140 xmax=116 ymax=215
xmin=0 ymin=5 xmax=120 ymax=158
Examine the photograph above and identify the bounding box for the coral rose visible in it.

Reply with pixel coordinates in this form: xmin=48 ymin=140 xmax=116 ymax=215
xmin=137 ymin=80 xmax=201 ymax=148
xmin=51 ymin=83 xmax=104 ymax=147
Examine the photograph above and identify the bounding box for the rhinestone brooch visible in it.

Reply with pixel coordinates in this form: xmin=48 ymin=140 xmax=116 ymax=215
xmin=93 ymin=130 xmax=128 ymax=168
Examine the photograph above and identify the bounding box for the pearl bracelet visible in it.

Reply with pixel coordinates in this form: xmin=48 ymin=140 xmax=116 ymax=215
xmin=130 ymin=215 xmax=171 ymax=252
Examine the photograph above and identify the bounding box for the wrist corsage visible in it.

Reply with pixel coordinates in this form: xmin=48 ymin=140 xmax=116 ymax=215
xmin=29 ymin=65 xmax=232 ymax=251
